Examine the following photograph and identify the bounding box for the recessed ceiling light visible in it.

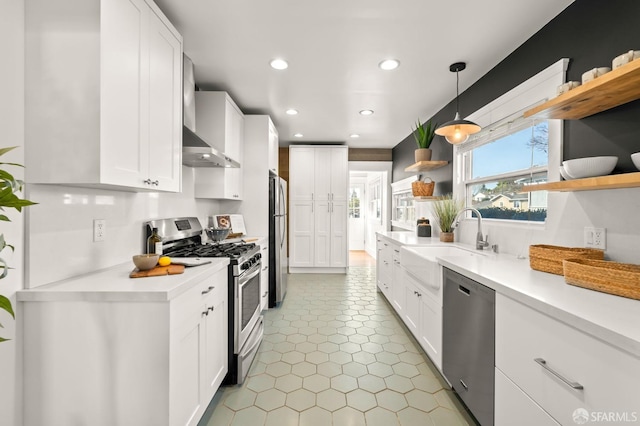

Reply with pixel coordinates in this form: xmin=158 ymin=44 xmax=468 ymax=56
xmin=286 ymin=109 xmax=298 ymax=115
xmin=270 ymin=59 xmax=288 ymax=70
xmin=359 ymin=110 xmax=374 ymax=116
xmin=294 ymin=133 xmax=303 ymax=138
xmin=379 ymin=59 xmax=400 ymax=70
xmin=350 ymin=134 xmax=360 ymax=138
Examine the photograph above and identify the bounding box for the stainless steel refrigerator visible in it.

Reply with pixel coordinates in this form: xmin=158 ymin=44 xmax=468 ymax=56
xmin=269 ymin=173 xmax=287 ymax=307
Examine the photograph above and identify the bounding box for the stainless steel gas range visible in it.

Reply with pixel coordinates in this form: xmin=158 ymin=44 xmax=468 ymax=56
xmin=145 ymin=217 xmax=263 ymax=385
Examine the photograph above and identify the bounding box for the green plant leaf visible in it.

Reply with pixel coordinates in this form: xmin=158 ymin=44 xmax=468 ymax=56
xmin=0 ymin=258 xmax=8 ymax=279
xmin=0 ymin=337 xmax=9 ymax=342
xmin=0 ymin=295 xmax=14 ymax=319
xmin=0 ymin=147 xmax=18 ymax=157
xmin=0 ymin=215 xmax=9 ymax=222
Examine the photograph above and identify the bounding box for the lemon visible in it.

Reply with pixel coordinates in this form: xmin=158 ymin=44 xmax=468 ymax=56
xmin=158 ymin=256 xmax=171 ymax=267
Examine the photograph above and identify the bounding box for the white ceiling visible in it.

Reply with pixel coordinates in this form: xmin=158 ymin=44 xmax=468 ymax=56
xmin=155 ymin=0 xmax=574 ymax=148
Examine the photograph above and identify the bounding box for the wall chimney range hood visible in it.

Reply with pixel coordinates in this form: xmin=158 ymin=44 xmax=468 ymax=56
xmin=182 ymin=54 xmax=240 ymax=168
xmin=182 ymin=127 xmax=240 ymax=168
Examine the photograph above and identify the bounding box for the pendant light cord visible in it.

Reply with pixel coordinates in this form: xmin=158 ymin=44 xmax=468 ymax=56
xmin=455 ymin=69 xmax=460 ymax=114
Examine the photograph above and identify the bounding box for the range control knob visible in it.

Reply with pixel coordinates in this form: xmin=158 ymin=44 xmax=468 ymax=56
xmin=241 ymin=263 xmax=250 ymax=270
xmin=256 ymin=253 xmax=262 ymax=260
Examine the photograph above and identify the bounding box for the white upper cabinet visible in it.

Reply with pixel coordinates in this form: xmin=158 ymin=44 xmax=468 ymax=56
xmin=289 ymin=146 xmax=316 ymax=200
xmin=194 ymin=92 xmax=244 ymax=200
xmin=25 ymin=0 xmax=183 ymax=192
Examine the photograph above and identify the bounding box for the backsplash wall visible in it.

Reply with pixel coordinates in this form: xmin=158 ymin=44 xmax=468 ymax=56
xmin=25 ymin=166 xmax=222 ymax=288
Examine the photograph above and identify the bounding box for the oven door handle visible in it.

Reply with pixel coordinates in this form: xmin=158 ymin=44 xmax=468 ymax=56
xmin=239 ymin=262 xmax=261 ymax=285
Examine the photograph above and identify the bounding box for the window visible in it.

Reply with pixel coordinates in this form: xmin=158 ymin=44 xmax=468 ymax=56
xmin=454 ymin=58 xmax=567 ymax=223
xmin=368 ymin=177 xmax=381 ymax=222
xmin=349 ymin=187 xmax=361 ymax=218
xmin=462 ymin=120 xmax=550 ymax=222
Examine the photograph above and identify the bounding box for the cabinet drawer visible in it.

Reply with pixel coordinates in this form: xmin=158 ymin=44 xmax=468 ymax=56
xmin=496 ymin=294 xmax=640 ymax=425
xmin=171 ymin=269 xmax=227 ymax=330
xmin=495 ymin=368 xmax=559 ymax=426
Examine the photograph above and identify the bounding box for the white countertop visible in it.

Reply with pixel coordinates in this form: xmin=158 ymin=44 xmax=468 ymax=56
xmin=378 ymin=231 xmax=640 ymax=357
xmin=17 ymin=258 xmax=229 ymax=303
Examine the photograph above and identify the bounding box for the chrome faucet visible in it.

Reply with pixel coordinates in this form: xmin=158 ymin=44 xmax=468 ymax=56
xmin=451 ymin=207 xmax=490 ymax=250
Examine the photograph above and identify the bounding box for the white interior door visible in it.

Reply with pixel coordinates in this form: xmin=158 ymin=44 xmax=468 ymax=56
xmin=348 ymin=181 xmax=365 ymax=251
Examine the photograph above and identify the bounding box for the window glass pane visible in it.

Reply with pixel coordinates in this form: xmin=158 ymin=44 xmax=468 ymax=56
xmin=469 ymin=172 xmax=547 ymax=222
xmin=472 ymin=122 xmax=548 ymax=179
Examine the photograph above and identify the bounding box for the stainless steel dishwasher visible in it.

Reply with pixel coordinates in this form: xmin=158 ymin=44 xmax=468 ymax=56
xmin=443 ymin=267 xmax=495 ymax=426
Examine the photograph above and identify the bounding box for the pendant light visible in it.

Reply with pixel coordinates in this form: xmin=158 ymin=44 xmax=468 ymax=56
xmin=435 ymin=62 xmax=481 ymax=144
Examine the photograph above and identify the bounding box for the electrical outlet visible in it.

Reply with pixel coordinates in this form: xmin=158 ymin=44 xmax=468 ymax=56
xmin=584 ymin=226 xmax=606 ymax=250
xmin=94 ymin=219 xmax=106 ymax=242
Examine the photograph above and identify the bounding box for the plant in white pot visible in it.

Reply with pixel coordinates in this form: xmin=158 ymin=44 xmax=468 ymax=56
xmin=432 ymin=194 xmax=463 ymax=242
xmin=413 ymin=118 xmax=438 ymax=162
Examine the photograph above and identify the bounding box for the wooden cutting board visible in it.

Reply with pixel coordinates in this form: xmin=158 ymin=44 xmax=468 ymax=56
xmin=130 ymin=264 xmax=185 ymax=278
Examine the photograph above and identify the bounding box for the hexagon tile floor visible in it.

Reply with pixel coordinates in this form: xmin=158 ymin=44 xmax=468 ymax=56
xmin=203 ymin=267 xmax=476 ymax=426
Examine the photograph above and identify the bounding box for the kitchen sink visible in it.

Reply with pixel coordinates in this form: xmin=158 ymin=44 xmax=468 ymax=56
xmin=401 ymin=246 xmax=486 ymax=292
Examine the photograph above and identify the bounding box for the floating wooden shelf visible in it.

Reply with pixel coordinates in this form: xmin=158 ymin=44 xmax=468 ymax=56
xmin=523 ymin=59 xmax=640 ymax=120
xmin=521 ymin=172 xmax=640 ymax=192
xmin=404 ymin=160 xmax=449 ymax=172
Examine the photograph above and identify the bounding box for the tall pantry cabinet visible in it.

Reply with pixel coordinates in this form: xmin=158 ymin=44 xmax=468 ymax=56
xmin=289 ymin=145 xmax=348 ymax=273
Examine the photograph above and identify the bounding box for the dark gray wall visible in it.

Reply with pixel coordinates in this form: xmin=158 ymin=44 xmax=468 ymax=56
xmin=392 ymin=0 xmax=640 ymax=190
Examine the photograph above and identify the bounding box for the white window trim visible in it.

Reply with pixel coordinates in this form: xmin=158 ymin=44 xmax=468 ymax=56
xmin=452 ymin=58 xmax=569 ymax=225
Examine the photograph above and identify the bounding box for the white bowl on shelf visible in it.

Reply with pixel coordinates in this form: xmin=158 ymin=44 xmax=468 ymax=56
xmin=559 ymin=165 xmax=574 ymax=180
xmin=562 ymin=156 xmax=618 ymax=179
xmin=632 ymin=152 xmax=640 ymax=171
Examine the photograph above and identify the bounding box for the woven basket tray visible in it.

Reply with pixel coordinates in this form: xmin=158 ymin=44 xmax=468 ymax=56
xmin=529 ymin=244 xmax=604 ymax=275
xmin=563 ymin=258 xmax=640 ymax=300
xmin=411 ymin=177 xmax=435 ymax=197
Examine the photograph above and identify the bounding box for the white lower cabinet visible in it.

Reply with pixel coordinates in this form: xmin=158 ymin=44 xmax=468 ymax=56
xmin=496 ymin=293 xmax=640 ymax=426
xmin=391 ymin=249 xmax=404 ymax=313
xmin=376 ymin=237 xmax=393 ymax=298
xmin=495 ymin=368 xmax=560 ymax=426
xmin=22 ymin=268 xmax=228 ymax=426
xmin=402 ymin=271 xmax=443 ymax=370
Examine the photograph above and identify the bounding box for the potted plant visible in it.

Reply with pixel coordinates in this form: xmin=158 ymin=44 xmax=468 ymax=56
xmin=0 ymin=146 xmax=36 ymax=342
xmin=432 ymin=195 xmax=463 ymax=242
xmin=413 ymin=118 xmax=437 ymax=162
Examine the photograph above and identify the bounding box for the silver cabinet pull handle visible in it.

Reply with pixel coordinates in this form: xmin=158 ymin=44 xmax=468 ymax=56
xmin=262 ymin=291 xmax=268 ymax=297
xmin=201 ymin=286 xmax=214 ymax=295
xmin=143 ymin=179 xmax=152 ymax=185
xmin=327 ymin=203 xmax=330 ymax=213
xmin=534 ymin=358 xmax=584 ymax=390
xmin=152 ymin=180 xmax=159 ymax=186
xmin=459 ymin=379 xmax=468 ymax=390
xmin=201 ymin=310 xmax=209 ymax=317
xmin=208 ymin=306 xmax=214 ymax=312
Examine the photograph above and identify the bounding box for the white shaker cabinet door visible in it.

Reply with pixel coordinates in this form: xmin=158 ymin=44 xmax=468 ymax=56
xmin=171 ymin=305 xmax=205 ymax=426
xmin=330 ymin=147 xmax=349 ymax=200
xmin=289 ymin=147 xmax=315 ymax=201
xmin=101 ymin=0 xmax=148 ymax=188
xmin=290 ymin=199 xmax=314 ymax=267
xmin=147 ymin=7 xmax=182 ymax=192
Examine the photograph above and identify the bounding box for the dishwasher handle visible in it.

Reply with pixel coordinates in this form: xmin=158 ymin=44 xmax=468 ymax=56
xmin=458 ymin=285 xmax=471 ymax=296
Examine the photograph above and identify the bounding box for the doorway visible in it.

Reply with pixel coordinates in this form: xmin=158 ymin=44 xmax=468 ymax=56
xmin=348 ymin=180 xmax=365 ymax=251
xmin=348 ymin=161 xmax=391 ymax=263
